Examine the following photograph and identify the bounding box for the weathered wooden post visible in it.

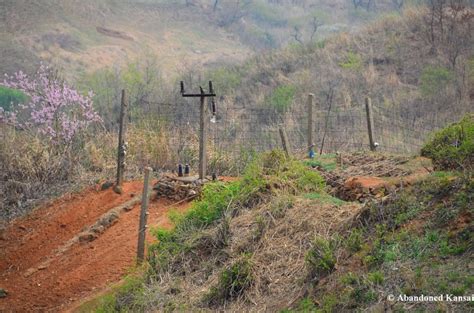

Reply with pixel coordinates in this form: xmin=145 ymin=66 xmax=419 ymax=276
xmin=199 ymin=88 xmax=208 ymax=180
xmin=279 ymin=127 xmax=290 ymax=158
xmin=137 ymin=167 xmax=152 ymax=264
xmin=307 ymin=93 xmax=315 ymax=157
xmin=114 ymin=89 xmax=128 ymax=194
xmin=365 ymin=97 xmax=376 ymax=151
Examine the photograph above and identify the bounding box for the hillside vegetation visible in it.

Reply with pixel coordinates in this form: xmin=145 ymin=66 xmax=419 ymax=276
xmin=1 ymin=2 xmax=472 ymax=220
xmin=0 ymin=0 xmax=406 ymax=80
xmin=0 ymin=1 xmax=473 ymax=312
xmin=85 ymin=129 xmax=473 ymax=312
xmin=206 ymin=4 xmax=473 ymax=142
xmin=78 ymin=4 xmax=473 ymax=155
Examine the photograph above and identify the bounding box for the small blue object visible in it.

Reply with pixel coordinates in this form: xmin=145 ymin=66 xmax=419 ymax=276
xmin=309 ymin=148 xmax=315 ymax=159
xmin=178 ymin=164 xmax=183 ymax=177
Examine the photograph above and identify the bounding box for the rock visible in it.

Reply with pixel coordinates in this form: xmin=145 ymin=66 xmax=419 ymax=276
xmin=24 ymin=268 xmax=36 ymax=277
xmin=78 ymin=232 xmax=97 ymax=243
xmin=344 ymin=176 xmax=386 ymax=190
xmin=0 ymin=288 xmax=8 ymax=298
xmin=101 ymin=181 xmax=114 ymax=191
xmin=339 ymin=176 xmax=389 ymax=201
xmin=98 ymin=211 xmax=119 ymax=227
xmin=113 ymin=185 xmax=123 ymax=194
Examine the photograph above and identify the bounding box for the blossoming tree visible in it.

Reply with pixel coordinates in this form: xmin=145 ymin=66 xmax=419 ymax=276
xmin=0 ymin=64 xmax=102 ymax=144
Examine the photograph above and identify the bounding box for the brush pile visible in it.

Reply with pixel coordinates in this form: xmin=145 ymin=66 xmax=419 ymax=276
xmin=320 ymin=153 xmax=411 ymax=201
xmin=153 ymin=175 xmax=205 ymax=201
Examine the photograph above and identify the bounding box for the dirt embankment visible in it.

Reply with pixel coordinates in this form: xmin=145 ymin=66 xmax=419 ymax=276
xmin=0 ymin=181 xmax=190 ymax=312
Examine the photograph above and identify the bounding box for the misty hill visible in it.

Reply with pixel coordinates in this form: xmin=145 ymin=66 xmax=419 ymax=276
xmin=1 ymin=0 xmax=404 ymax=80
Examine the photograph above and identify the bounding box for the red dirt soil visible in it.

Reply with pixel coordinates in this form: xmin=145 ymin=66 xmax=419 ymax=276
xmin=0 ymin=181 xmax=191 ymax=312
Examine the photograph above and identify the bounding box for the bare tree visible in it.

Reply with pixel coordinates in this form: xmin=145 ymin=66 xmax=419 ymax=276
xmin=366 ymin=0 xmax=376 ymax=11
xmin=442 ymin=0 xmax=473 ymax=68
xmin=392 ymin=0 xmax=404 ymax=10
xmin=352 ymin=0 xmax=363 ymax=9
xmin=292 ymin=26 xmax=304 ymax=45
xmin=216 ymin=0 xmax=251 ymax=27
xmin=310 ymin=16 xmax=324 ymax=42
xmin=426 ymin=0 xmax=447 ymax=50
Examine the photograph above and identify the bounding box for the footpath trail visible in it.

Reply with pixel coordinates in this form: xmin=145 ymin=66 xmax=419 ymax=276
xmin=0 ymin=181 xmax=190 ymax=312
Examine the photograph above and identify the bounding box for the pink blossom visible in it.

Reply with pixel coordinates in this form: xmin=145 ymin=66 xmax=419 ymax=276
xmin=0 ymin=65 xmax=102 ymax=144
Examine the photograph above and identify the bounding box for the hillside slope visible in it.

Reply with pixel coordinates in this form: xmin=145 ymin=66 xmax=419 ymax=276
xmin=84 ymin=149 xmax=473 ymax=312
xmin=0 ymin=0 xmax=250 ymax=79
xmin=198 ymin=4 xmax=473 ymax=155
xmin=0 ymin=181 xmax=191 ymax=312
xmin=0 ymin=0 xmax=404 ymax=80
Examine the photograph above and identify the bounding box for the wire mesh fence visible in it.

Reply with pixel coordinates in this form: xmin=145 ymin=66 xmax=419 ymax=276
xmin=134 ymin=96 xmax=464 ymax=174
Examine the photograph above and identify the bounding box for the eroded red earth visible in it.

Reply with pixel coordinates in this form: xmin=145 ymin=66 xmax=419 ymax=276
xmin=0 ymin=181 xmax=190 ymax=312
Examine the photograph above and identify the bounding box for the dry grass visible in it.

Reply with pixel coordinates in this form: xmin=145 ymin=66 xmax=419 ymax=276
xmin=0 ymin=122 xmax=241 ymax=221
xmin=0 ymin=125 xmax=75 ymax=220
xmin=137 ymin=195 xmax=360 ymax=312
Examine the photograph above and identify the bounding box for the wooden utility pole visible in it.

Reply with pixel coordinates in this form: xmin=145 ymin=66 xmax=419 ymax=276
xmin=279 ymin=127 xmax=290 ymax=158
xmin=180 ymin=81 xmax=216 ymax=180
xmin=137 ymin=167 xmax=152 ymax=264
xmin=307 ymin=93 xmax=314 ymax=155
xmin=114 ymin=89 xmax=128 ymax=194
xmin=365 ymin=97 xmax=376 ymax=151
xmin=199 ymin=89 xmax=207 ymax=180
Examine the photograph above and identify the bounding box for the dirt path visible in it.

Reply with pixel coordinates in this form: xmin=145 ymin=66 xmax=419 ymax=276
xmin=0 ymin=181 xmax=191 ymax=312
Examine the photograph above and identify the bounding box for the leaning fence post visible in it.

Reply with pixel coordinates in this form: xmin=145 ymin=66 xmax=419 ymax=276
xmin=365 ymin=97 xmax=376 ymax=151
xmin=137 ymin=167 xmax=152 ymax=265
xmin=114 ymin=89 xmax=128 ymax=194
xmin=307 ymin=93 xmax=315 ymax=156
xmin=279 ymin=127 xmax=290 ymax=158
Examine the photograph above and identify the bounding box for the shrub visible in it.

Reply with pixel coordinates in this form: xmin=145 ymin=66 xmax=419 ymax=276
xmin=205 ymin=255 xmax=253 ymax=305
xmin=305 ymin=236 xmax=337 ymax=278
xmin=249 ymin=1 xmax=287 ymax=27
xmin=419 ymin=65 xmax=454 ymax=97
xmin=0 ymin=86 xmax=27 ymax=111
xmin=421 ymin=114 xmax=474 ymax=171
xmin=347 ymin=228 xmax=364 ymax=252
xmin=367 ymin=271 xmax=384 ymax=285
xmin=339 ymin=51 xmax=362 ymax=70
xmin=208 ymin=67 xmax=242 ymax=94
xmin=268 ymin=85 xmax=296 ymax=113
xmin=0 ymin=65 xmax=101 ymax=144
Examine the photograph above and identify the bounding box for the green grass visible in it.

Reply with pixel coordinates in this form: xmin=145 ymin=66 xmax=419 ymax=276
xmin=339 ymin=51 xmax=362 ymax=71
xmin=0 ymin=86 xmax=28 ymax=111
xmin=305 ymin=236 xmax=337 ymax=278
xmin=149 ymin=150 xmax=324 ymax=274
xmin=205 ymin=255 xmax=254 ymax=305
xmin=303 ymin=154 xmax=337 ymax=171
xmin=295 ymin=171 xmax=474 ymax=312
xmin=303 ymin=193 xmax=346 ymax=206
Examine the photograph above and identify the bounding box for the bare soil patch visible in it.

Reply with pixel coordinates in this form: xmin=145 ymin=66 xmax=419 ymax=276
xmin=0 ymin=181 xmax=190 ymax=312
